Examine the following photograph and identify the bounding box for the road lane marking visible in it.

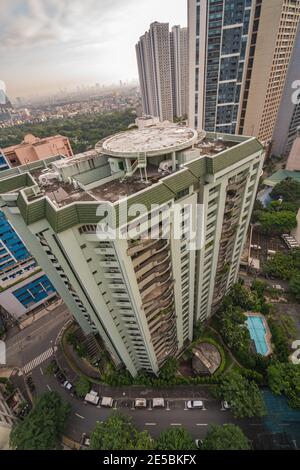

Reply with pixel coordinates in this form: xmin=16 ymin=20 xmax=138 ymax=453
xmin=40 ymin=367 xmax=44 ymax=375
xmin=196 ymin=423 xmax=208 ymax=426
xmin=22 ymin=348 xmax=53 ymax=374
xmin=47 ymin=385 xmax=52 ymax=391
xmin=75 ymin=413 xmax=85 ymax=419
xmin=145 ymin=423 xmax=156 ymax=426
xmin=170 ymin=423 xmax=182 ymax=426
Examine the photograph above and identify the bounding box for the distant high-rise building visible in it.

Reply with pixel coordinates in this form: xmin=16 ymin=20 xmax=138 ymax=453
xmin=136 ymin=22 xmax=188 ymax=121
xmin=0 ymin=87 xmax=13 ymax=122
xmin=0 ymin=123 xmax=264 ymax=375
xmin=188 ymin=0 xmax=300 ymax=145
xmin=170 ymin=26 xmax=189 ymax=119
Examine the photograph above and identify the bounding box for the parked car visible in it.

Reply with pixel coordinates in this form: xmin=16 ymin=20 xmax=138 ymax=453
xmin=135 ymin=398 xmax=147 ymax=408
xmin=101 ymin=396 xmax=114 ymax=408
xmin=18 ymin=402 xmax=31 ymax=419
xmin=26 ymin=375 xmax=35 ymax=393
xmin=195 ymin=439 xmax=203 ymax=449
xmin=80 ymin=433 xmax=91 ymax=449
xmin=152 ymin=398 xmax=165 ymax=408
xmin=63 ymin=381 xmax=73 ymax=392
xmin=221 ymin=400 xmax=231 ymax=410
xmin=187 ymin=400 xmax=204 ymax=409
xmin=57 ymin=372 xmax=66 ymax=384
xmin=84 ymin=391 xmax=100 ymax=406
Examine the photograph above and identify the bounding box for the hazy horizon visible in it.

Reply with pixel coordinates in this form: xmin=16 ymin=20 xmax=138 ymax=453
xmin=0 ymin=0 xmax=187 ymax=100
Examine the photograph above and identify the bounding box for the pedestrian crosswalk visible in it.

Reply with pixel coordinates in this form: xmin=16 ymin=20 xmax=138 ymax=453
xmin=22 ymin=347 xmax=54 ymax=375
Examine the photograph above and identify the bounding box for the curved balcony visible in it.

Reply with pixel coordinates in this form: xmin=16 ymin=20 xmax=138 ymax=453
xmin=153 ymin=330 xmax=178 ymax=352
xmin=140 ymin=272 xmax=173 ymax=299
xmin=127 ymin=236 xmax=166 ymax=257
xmin=149 ymin=310 xmax=175 ymax=331
xmin=137 ymin=261 xmax=171 ymax=288
xmin=135 ymin=250 xmax=171 ymax=277
xmin=145 ymin=299 xmax=174 ymax=320
xmin=151 ymin=319 xmax=176 ymax=339
xmin=132 ymin=240 xmax=169 ymax=267
xmin=142 ymin=281 xmax=174 ymax=307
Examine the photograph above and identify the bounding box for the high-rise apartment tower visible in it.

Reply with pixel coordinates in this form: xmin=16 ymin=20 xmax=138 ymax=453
xmin=188 ymin=0 xmax=300 ymax=145
xmin=136 ymin=22 xmax=189 ymax=121
xmin=0 ymin=122 xmax=264 ymax=376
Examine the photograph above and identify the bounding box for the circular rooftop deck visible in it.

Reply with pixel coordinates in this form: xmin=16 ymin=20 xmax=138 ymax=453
xmin=98 ymin=125 xmax=198 ymax=158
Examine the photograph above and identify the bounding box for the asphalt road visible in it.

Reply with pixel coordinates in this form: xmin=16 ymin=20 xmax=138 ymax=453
xmin=5 ymin=303 xmax=71 ymax=369
xmin=29 ymin=362 xmax=263 ymax=442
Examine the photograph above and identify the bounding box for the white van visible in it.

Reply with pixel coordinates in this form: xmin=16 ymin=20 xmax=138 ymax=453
xmin=101 ymin=397 xmax=114 ymax=408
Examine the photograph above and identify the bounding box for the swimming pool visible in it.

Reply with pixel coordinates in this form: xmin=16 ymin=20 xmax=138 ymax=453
xmin=246 ymin=315 xmax=269 ymax=356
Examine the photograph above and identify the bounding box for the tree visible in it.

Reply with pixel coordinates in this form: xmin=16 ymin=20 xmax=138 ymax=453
xmin=201 ymin=424 xmax=250 ymax=450
xmin=158 ymin=358 xmax=178 ymax=382
xmin=0 ymin=109 xmax=135 ymax=154
xmin=10 ymin=392 xmax=71 ymax=450
xmin=220 ymin=304 xmax=250 ymax=352
xmin=289 ymin=274 xmax=300 ymax=302
xmin=90 ymin=412 xmax=153 ymax=450
xmin=257 ymin=210 xmax=297 ymax=235
xmin=75 ymin=376 xmax=90 ymax=398
xmin=263 ymin=249 xmax=300 ymax=281
xmin=268 ymin=362 xmax=300 ymax=409
xmin=218 ymin=371 xmax=266 ymax=418
xmin=270 ymin=178 xmax=300 ymax=204
xmin=156 ymin=427 xmax=197 ymax=450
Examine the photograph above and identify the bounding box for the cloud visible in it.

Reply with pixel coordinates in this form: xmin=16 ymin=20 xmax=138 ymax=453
xmin=0 ymin=0 xmax=130 ymax=48
xmin=1 ymin=0 xmax=187 ymax=97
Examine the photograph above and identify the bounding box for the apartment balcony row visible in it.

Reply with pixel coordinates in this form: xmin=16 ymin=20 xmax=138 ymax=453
xmin=108 ymin=282 xmax=125 ymax=290
xmin=145 ymin=299 xmax=174 ymax=323
xmin=135 ymin=250 xmax=171 ymax=278
xmin=148 ymin=308 xmax=175 ymax=331
xmin=137 ymin=260 xmax=171 ymax=289
xmin=127 ymin=230 xmax=166 ymax=256
xmin=140 ymin=271 xmax=173 ymax=299
xmin=104 ymin=271 xmax=121 ymax=280
xmin=132 ymin=240 xmax=169 ymax=268
xmin=157 ymin=344 xmax=178 ymax=366
xmin=95 ymin=247 xmax=115 ymax=256
xmin=142 ymin=281 xmax=174 ymax=307
xmin=144 ymin=289 xmax=174 ymax=316
xmin=153 ymin=330 xmax=178 ymax=352
xmin=151 ymin=321 xmax=177 ymax=341
xmin=227 ymin=179 xmax=247 ymax=192
xmin=111 ymin=291 xmax=129 ymax=300
xmin=153 ymin=330 xmax=178 ymax=354
xmin=100 ymin=260 xmax=119 ymax=268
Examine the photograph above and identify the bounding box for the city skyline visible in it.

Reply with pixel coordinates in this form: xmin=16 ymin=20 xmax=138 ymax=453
xmin=0 ymin=0 xmax=187 ymax=99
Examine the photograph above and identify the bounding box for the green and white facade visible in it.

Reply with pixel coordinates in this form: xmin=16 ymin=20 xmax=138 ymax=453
xmin=0 ymin=123 xmax=264 ymax=376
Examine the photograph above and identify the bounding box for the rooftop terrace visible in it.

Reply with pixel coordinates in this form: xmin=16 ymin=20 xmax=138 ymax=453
xmin=0 ymin=125 xmax=264 ymax=233
xmin=99 ymin=123 xmax=198 ymax=157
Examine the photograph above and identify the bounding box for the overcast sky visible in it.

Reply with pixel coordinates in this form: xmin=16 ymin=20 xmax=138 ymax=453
xmin=0 ymin=0 xmax=187 ymax=99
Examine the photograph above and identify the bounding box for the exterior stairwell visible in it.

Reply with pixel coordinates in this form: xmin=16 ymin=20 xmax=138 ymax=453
xmin=125 ymin=153 xmax=147 ymax=178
